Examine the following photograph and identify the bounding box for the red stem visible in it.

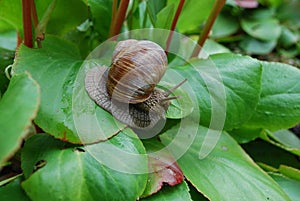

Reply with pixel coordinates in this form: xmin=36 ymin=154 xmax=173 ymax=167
xmin=30 ymin=0 xmax=44 ymax=48
xmin=109 ymin=0 xmax=118 ymax=34
xmin=166 ymin=0 xmax=185 ymax=54
xmin=17 ymin=32 xmax=22 ymax=48
xmin=22 ymin=0 xmax=33 ymax=48
xmin=109 ymin=0 xmax=130 ymax=39
xmin=191 ymin=0 xmax=226 ymax=58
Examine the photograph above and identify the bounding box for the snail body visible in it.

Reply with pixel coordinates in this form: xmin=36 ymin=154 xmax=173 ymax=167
xmin=85 ymin=39 xmax=185 ymax=129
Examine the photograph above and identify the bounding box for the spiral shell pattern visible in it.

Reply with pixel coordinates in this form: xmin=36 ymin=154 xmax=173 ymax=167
xmin=106 ymin=39 xmax=167 ymax=103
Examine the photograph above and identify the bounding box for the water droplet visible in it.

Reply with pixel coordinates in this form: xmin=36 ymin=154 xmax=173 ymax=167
xmin=221 ymin=146 xmax=228 ymax=151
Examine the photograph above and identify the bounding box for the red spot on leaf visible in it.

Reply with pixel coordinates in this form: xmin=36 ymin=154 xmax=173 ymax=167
xmin=142 ymin=151 xmax=184 ymax=197
xmin=158 ymin=162 xmax=184 ymax=186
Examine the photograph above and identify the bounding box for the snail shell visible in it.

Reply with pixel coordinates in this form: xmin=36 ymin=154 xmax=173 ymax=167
xmin=107 ymin=39 xmax=167 ymax=103
xmin=85 ymin=39 xmax=184 ymax=129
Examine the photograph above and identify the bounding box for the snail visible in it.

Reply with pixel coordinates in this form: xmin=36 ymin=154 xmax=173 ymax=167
xmin=85 ymin=39 xmax=186 ymax=129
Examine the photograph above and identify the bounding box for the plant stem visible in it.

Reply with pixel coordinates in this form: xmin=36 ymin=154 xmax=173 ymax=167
xmin=166 ymin=0 xmax=185 ymax=54
xmin=109 ymin=0 xmax=130 ymax=39
xmin=30 ymin=0 xmax=44 ymax=48
xmin=109 ymin=0 xmax=118 ymax=34
xmin=191 ymin=0 xmax=226 ymax=58
xmin=17 ymin=32 xmax=22 ymax=48
xmin=22 ymin=0 xmax=33 ymax=48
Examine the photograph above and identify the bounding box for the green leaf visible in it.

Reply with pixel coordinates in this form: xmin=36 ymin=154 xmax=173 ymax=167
xmin=239 ymin=36 xmax=277 ymax=55
xmin=0 ymin=0 xmax=22 ymax=32
xmin=13 ymin=36 xmax=121 ymax=144
xmin=0 ymin=21 xmax=17 ymax=51
xmin=127 ymin=1 xmax=147 ymax=29
xmin=211 ymin=12 xmax=239 ymax=38
xmin=243 ymin=8 xmax=275 ymax=20
xmin=141 ymin=181 xmax=192 ymax=201
xmin=21 ymin=132 xmax=148 ymax=201
xmin=0 ymin=73 xmax=40 ymax=166
xmin=87 ymin=0 xmax=112 ymax=40
xmin=160 ymin=124 xmax=291 ymax=201
xmin=279 ymin=26 xmax=299 ymax=48
xmin=272 ymin=130 xmax=300 ymax=149
xmin=167 ymin=0 xmax=214 ymax=33
xmin=278 ymin=165 xmax=300 ymax=182
xmin=171 ymin=53 xmax=262 ymax=130
xmin=147 ymin=0 xmax=167 ymax=24
xmin=0 ymin=176 xmax=31 ymax=201
xmin=241 ymin=18 xmax=282 ymax=41
xmin=158 ymin=82 xmax=193 ymax=119
xmin=264 ymin=129 xmax=300 ymax=156
xmin=199 ymin=39 xmax=231 ymax=58
xmin=0 ymin=0 xmax=88 ymax=36
xmin=38 ymin=0 xmax=88 ymax=36
xmin=270 ymin=173 xmax=300 ymax=201
xmin=245 ymin=61 xmax=300 ymax=130
xmin=277 ymin=1 xmax=300 ymax=29
xmin=229 ymin=127 xmax=262 ymax=144
xmin=155 ymin=3 xmax=175 ymax=29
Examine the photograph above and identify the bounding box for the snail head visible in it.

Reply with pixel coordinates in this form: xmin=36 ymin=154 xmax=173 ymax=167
xmin=160 ymin=78 xmax=188 ymax=108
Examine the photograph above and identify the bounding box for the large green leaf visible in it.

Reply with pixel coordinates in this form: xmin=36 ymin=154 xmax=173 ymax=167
xmin=245 ymin=61 xmax=300 ymax=130
xmin=160 ymin=124 xmax=291 ymax=201
xmin=13 ymin=36 xmax=122 ymax=144
xmin=167 ymin=0 xmax=214 ymax=33
xmin=141 ymin=181 xmax=191 ymax=201
xmin=21 ymin=132 xmax=148 ymax=201
xmin=0 ymin=73 xmax=40 ymax=166
xmin=171 ymin=53 xmax=262 ymax=130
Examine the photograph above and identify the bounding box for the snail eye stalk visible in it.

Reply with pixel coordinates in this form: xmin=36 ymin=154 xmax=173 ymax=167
xmin=160 ymin=96 xmax=181 ymax=103
xmin=164 ymin=78 xmax=187 ymax=97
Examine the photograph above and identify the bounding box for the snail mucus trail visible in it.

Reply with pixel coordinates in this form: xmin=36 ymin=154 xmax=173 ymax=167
xmin=85 ymin=39 xmax=187 ymax=129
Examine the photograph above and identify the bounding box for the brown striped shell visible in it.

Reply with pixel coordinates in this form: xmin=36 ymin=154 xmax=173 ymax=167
xmin=106 ymin=39 xmax=167 ymax=104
